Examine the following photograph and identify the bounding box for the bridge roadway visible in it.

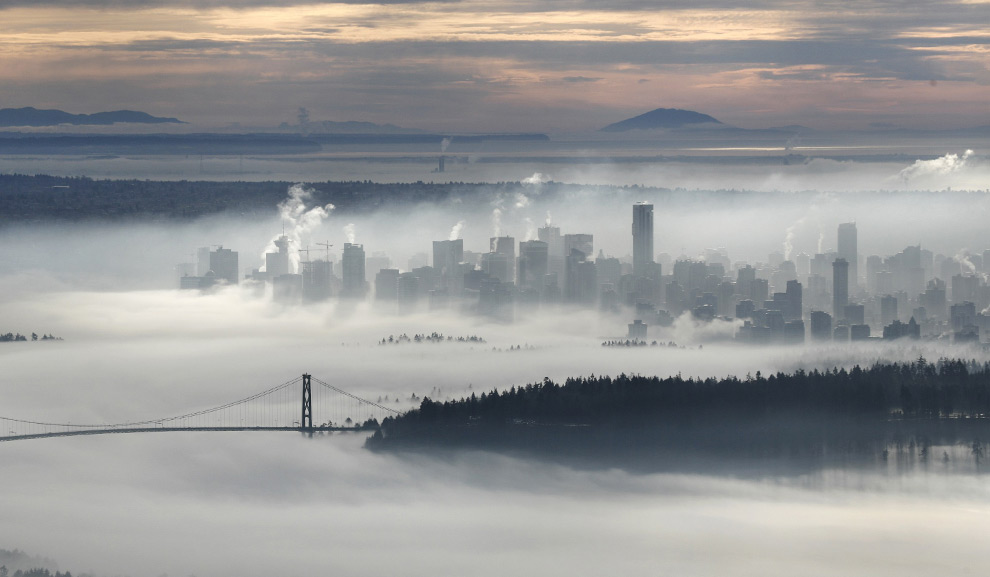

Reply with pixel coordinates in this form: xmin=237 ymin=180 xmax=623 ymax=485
xmin=0 ymin=426 xmax=363 ymax=442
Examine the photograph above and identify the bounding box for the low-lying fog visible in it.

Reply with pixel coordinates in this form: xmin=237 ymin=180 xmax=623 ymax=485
xmin=1 ymin=165 xmax=989 ymax=577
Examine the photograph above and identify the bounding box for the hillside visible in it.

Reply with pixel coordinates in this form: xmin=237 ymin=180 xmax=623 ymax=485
xmin=600 ymin=107 xmax=722 ymax=132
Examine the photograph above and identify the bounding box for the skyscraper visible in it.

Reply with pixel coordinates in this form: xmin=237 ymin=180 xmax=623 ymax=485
xmin=341 ymin=243 xmax=367 ymax=299
xmin=433 ymin=239 xmax=464 ymax=292
xmin=517 ymin=240 xmax=549 ymax=291
xmin=209 ymin=246 xmax=239 ymax=285
xmin=833 ymin=258 xmax=849 ymax=319
xmin=632 ymin=202 xmax=654 ymax=277
xmin=266 ymin=235 xmax=290 ymax=279
xmin=837 ymin=222 xmax=857 ymax=288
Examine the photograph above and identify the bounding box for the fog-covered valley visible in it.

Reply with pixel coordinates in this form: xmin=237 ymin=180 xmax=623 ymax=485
xmin=1 ymin=148 xmax=989 ymax=577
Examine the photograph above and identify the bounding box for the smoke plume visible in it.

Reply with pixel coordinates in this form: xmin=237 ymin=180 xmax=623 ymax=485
xmin=344 ymin=223 xmax=357 ymax=244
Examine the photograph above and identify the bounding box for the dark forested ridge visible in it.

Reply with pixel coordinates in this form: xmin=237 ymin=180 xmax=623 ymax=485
xmin=0 ymin=174 xmax=581 ymax=223
xmin=367 ymin=359 xmax=990 ymax=472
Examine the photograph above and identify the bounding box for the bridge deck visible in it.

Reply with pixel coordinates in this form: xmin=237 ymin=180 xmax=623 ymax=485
xmin=0 ymin=426 xmax=363 ymax=442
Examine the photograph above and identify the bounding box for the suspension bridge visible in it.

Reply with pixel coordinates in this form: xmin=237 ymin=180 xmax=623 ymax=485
xmin=0 ymin=374 xmax=401 ymax=442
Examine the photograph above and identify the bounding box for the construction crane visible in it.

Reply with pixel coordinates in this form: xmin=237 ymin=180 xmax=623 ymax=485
xmin=298 ymin=245 xmax=311 ymax=263
xmin=317 ymin=241 xmax=333 ymax=262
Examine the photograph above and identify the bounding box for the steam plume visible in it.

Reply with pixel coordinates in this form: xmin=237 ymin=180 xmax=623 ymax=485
xmin=898 ymin=149 xmax=974 ymax=182
xmin=491 ymin=208 xmax=502 ymax=239
xmin=440 ymin=137 xmax=451 ymax=153
xmin=783 ymin=217 xmax=805 ymax=261
xmin=449 ymin=220 xmax=465 ymax=241
xmin=344 ymin=223 xmax=357 ymax=244
xmin=260 ymin=184 xmax=334 ymax=273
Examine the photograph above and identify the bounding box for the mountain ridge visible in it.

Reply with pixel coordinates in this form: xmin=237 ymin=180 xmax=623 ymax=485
xmin=0 ymin=107 xmax=183 ymax=127
xmin=600 ymin=108 xmax=723 ymax=132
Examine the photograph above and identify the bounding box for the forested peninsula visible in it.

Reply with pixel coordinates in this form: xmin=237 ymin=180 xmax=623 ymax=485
xmin=366 ymin=359 xmax=990 ymax=472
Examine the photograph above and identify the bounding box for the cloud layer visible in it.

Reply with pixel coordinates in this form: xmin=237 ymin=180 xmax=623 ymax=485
xmin=1 ymin=1 xmax=987 ymax=130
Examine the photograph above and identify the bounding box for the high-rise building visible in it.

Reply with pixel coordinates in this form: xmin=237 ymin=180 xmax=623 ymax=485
xmin=302 ymin=260 xmax=332 ymax=302
xmin=518 ymin=240 xmax=549 ymax=291
xmin=785 ymin=279 xmax=802 ymax=321
xmin=880 ymin=294 xmax=898 ymax=327
xmin=266 ymin=235 xmax=290 ymax=279
xmin=838 ymin=222 xmax=857 ymax=288
xmin=489 ymin=236 xmax=516 ymax=284
xmin=810 ymin=310 xmax=833 ymax=340
xmin=632 ymin=202 xmax=654 ymax=278
xmin=209 ymin=247 xmax=239 ymax=285
xmin=538 ymin=224 xmax=564 ymax=283
xmin=433 ymin=240 xmax=463 ymax=280
xmin=833 ymin=258 xmax=849 ymax=319
xmin=433 ymin=239 xmax=464 ymax=295
xmin=375 ymin=268 xmax=399 ymax=303
xmin=340 ymin=243 xmax=367 ymax=299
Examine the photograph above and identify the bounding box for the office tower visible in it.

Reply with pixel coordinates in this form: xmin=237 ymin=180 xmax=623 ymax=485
xmin=880 ymin=294 xmax=898 ymax=327
xmin=838 ymin=222 xmax=857 ymax=287
xmin=489 ymin=236 xmax=516 ymax=283
xmin=833 ymin=258 xmax=849 ymax=319
xmin=365 ymin=252 xmax=391 ymax=284
xmin=433 ymin=239 xmax=465 ymax=296
xmin=266 ymin=235 xmax=290 ymax=279
xmin=481 ymin=251 xmax=512 ymax=283
xmin=538 ymin=224 xmax=564 ymax=283
xmin=340 ymin=243 xmax=367 ymax=299
xmin=563 ymin=234 xmax=593 ymax=261
xmin=302 ymin=260 xmax=332 ymax=302
xmin=518 ymin=240 xmax=549 ymax=291
xmin=397 ymin=273 xmax=421 ymax=314
xmin=632 ymin=202 xmax=654 ymax=277
xmin=810 ymin=311 xmax=833 ymax=340
xmin=785 ymin=279 xmax=802 ymax=321
xmin=209 ymin=247 xmax=239 ymax=285
xmin=565 ymin=250 xmax=597 ymax=305
xmin=432 ymin=239 xmax=463 ymax=283
xmin=196 ymin=247 xmax=211 ymax=276
xmin=375 ymin=268 xmax=399 ymax=302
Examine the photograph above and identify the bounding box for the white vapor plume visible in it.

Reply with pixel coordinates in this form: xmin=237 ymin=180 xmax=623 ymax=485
xmin=492 ymin=208 xmax=502 ymax=238
xmin=344 ymin=223 xmax=356 ymax=244
xmin=522 ymin=172 xmax=550 ymax=185
xmin=514 ymin=192 xmax=531 ymax=209
xmin=449 ymin=220 xmax=465 ymax=241
xmin=545 ymin=211 xmax=553 ymax=227
xmin=817 ymin=228 xmax=825 ymax=254
xmin=955 ymin=250 xmax=977 ymax=274
xmin=783 ymin=217 xmax=805 ymax=261
xmin=898 ymin=150 xmax=974 ymax=182
xmin=440 ymin=137 xmax=452 ymax=153
xmin=260 ymin=184 xmax=334 ymax=273
xmin=524 ymin=217 xmax=535 ymax=241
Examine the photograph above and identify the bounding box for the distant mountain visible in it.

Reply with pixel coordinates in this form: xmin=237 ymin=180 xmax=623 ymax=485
xmin=0 ymin=107 xmax=183 ymax=127
xmin=600 ymin=108 xmax=722 ymax=132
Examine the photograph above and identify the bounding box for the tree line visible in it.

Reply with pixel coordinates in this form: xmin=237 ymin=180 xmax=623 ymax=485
xmin=366 ymin=358 xmax=990 ymax=471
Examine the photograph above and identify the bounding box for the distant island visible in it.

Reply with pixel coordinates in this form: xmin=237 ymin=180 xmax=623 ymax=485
xmin=0 ymin=107 xmax=183 ymax=127
xmin=367 ymin=359 xmax=990 ymax=473
xmin=600 ymin=107 xmax=723 ymax=132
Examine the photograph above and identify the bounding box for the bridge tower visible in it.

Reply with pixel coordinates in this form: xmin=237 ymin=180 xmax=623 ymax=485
xmin=301 ymin=373 xmax=313 ymax=430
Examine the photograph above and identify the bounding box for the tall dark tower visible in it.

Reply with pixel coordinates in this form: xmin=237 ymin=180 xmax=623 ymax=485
xmin=833 ymin=258 xmax=849 ymax=320
xmin=632 ymin=202 xmax=654 ymax=278
xmin=837 ymin=222 xmax=857 ymax=289
xmin=341 ymin=243 xmax=367 ymax=299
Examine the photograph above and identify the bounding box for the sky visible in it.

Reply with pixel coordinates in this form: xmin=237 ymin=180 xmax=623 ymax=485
xmin=1 ymin=0 xmax=988 ymax=132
